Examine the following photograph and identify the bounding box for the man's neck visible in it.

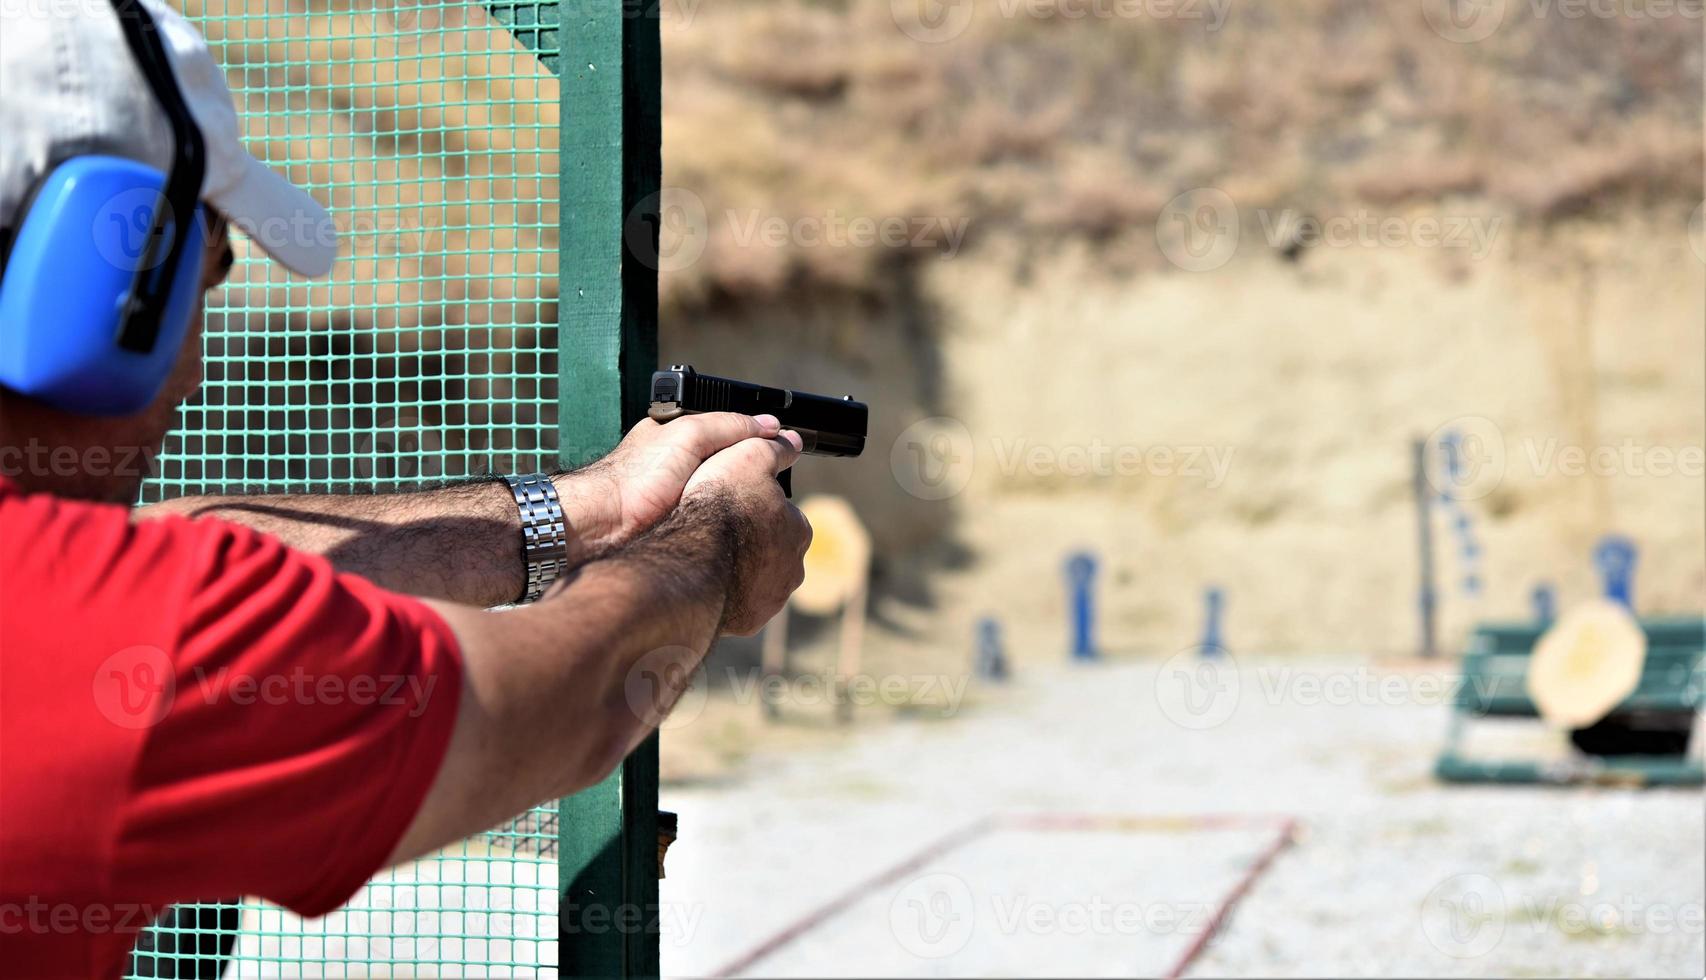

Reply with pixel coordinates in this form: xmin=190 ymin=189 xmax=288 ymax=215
xmin=0 ymin=398 xmax=153 ymax=503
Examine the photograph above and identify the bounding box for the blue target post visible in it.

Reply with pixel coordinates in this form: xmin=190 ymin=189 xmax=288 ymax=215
xmin=974 ymin=617 xmax=1008 ymax=681
xmin=1199 ymin=586 xmax=1226 ymax=657
xmin=1441 ymin=430 xmax=1465 ymax=484
xmin=1065 ymin=552 xmax=1098 ymax=661
xmin=1594 ymin=535 xmax=1638 ymax=610
xmin=1531 ymin=582 xmax=1556 ymax=624
xmin=1435 ymin=430 xmax=1483 ymax=597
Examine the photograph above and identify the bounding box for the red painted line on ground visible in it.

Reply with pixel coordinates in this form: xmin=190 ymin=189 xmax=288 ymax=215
xmin=708 ymin=814 xmax=1001 ymax=978
xmin=708 ymin=812 xmax=1299 ymax=979
xmin=1161 ymin=817 xmax=1299 ymax=980
xmin=1010 ymin=812 xmax=1295 ymax=834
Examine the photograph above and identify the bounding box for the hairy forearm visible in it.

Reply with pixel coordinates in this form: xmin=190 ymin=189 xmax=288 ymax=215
xmin=136 ymin=476 xmax=610 ymax=607
xmin=390 ymin=499 xmax=737 ymax=863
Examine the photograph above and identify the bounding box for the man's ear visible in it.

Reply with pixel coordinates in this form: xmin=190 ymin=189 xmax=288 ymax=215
xmin=198 ymin=213 xmax=235 ymax=291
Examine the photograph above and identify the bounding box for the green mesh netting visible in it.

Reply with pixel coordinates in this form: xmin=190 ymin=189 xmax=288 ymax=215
xmin=132 ymin=0 xmax=562 ymax=973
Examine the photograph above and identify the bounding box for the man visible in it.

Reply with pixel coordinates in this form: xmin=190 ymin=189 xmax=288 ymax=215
xmin=0 ymin=0 xmax=812 ymax=975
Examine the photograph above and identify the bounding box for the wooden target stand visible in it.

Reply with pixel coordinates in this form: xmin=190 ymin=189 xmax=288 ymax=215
xmin=762 ymin=495 xmax=871 ymax=723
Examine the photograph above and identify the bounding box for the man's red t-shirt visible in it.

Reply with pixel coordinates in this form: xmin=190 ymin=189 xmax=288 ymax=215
xmin=0 ymin=476 xmax=464 ymax=977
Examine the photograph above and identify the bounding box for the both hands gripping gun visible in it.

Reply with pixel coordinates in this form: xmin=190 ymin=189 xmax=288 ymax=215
xmin=647 ymin=364 xmax=867 ymax=496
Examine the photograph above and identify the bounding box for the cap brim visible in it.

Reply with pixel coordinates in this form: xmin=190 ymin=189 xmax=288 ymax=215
xmin=208 ymin=154 xmax=339 ymax=278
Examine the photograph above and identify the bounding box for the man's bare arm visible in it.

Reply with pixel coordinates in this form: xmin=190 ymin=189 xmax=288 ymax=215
xmin=136 ymin=476 xmax=612 ymax=608
xmin=134 ymin=413 xmax=787 ymax=608
xmin=386 ymin=434 xmax=810 ymax=865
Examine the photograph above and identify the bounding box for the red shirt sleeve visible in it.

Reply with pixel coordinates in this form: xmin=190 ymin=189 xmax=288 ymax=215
xmin=0 ymin=478 xmax=463 ymax=976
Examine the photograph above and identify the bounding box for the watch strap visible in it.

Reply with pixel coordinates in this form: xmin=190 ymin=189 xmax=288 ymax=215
xmin=503 ymin=473 xmax=568 ymax=604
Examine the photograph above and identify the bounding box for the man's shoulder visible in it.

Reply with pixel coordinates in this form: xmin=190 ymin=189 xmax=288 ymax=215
xmin=0 ymin=477 xmax=225 ymax=600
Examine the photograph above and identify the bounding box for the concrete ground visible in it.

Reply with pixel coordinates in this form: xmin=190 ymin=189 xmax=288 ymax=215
xmin=659 ymin=657 xmax=1705 ymax=978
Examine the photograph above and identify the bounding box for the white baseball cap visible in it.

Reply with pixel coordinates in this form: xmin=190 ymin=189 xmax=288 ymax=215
xmin=0 ymin=0 xmax=338 ymax=277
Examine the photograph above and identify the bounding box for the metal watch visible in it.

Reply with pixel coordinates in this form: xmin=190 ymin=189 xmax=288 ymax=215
xmin=502 ymin=473 xmax=569 ymax=604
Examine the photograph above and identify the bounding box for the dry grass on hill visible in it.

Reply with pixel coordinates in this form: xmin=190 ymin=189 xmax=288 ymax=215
xmin=660 ymin=0 xmax=1703 ymax=311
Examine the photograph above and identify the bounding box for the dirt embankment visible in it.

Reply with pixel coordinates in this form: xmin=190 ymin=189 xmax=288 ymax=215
xmin=670 ymin=209 xmax=1705 ymax=666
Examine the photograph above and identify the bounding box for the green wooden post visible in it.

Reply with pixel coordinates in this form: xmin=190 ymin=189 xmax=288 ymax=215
xmin=556 ymin=2 xmax=661 ymax=978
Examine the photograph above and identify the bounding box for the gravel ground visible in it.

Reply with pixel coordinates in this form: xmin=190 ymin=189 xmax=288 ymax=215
xmin=658 ymin=657 xmax=1706 ymax=978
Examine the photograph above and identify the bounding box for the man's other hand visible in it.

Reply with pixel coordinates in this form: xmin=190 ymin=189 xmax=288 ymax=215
xmin=683 ymin=430 xmax=812 ymax=635
xmin=556 ymin=412 xmax=786 ymax=555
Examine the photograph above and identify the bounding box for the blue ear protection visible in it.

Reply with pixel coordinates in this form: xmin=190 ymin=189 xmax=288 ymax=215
xmin=0 ymin=0 xmax=208 ymax=416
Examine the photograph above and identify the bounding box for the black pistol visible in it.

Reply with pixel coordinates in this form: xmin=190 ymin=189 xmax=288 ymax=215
xmin=648 ymin=364 xmax=867 ymax=496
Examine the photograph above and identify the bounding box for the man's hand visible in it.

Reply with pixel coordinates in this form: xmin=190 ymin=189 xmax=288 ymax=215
xmin=556 ymin=412 xmax=788 ymax=556
xmin=401 ymin=426 xmax=814 ymax=861
xmin=683 ymin=429 xmax=812 ymax=635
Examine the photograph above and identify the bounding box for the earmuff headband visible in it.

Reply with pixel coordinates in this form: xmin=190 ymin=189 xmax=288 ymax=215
xmin=104 ymin=0 xmax=206 ymax=354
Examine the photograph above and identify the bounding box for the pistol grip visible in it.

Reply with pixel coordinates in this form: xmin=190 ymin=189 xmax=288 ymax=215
xmin=778 ymin=467 xmax=792 ymax=498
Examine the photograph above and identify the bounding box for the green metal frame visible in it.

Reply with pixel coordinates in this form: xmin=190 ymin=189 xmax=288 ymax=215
xmin=554 ymin=3 xmax=662 ymax=977
xmin=1435 ymin=616 xmax=1706 ymax=786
